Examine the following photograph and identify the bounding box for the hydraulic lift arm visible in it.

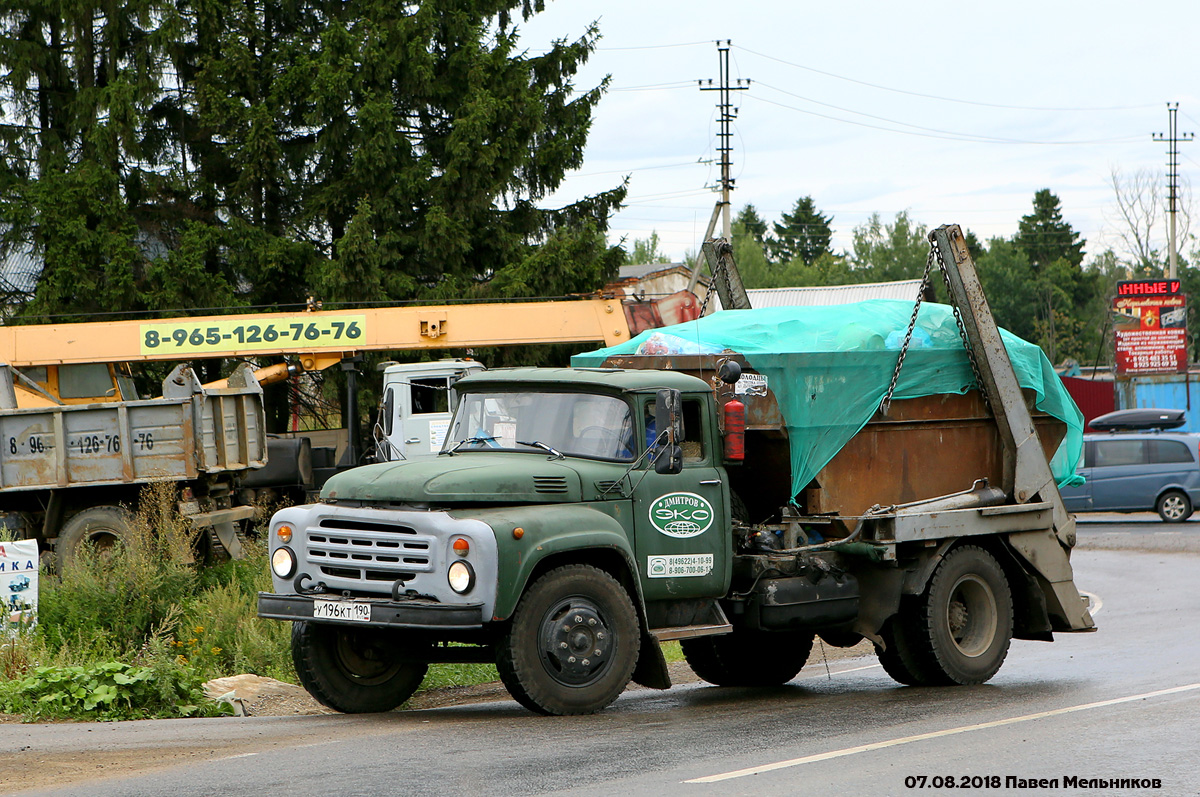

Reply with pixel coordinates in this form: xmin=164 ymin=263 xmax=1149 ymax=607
xmin=930 ymin=224 xmax=1094 ymax=631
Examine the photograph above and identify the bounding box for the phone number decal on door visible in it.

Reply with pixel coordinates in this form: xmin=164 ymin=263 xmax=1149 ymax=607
xmin=140 ymin=315 xmax=367 ymax=355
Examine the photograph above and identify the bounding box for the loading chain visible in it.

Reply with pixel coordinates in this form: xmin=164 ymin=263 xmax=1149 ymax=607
xmin=879 ymin=248 xmax=934 ymax=415
xmin=697 ymin=241 xmax=739 ymax=317
xmin=879 ymin=235 xmax=992 ymax=416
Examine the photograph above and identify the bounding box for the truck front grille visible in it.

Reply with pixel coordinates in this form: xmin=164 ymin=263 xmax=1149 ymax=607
xmin=305 ymin=520 xmax=436 ymax=583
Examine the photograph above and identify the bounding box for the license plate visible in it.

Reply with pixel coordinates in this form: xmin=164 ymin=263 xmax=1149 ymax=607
xmin=312 ymin=599 xmax=371 ymax=622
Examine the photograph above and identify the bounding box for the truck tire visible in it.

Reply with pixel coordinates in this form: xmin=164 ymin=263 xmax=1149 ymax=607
xmin=496 ymin=564 xmax=640 ymax=716
xmin=875 ymin=608 xmax=941 ymax=686
xmin=887 ymin=545 xmax=1013 ymax=686
xmin=56 ymin=506 xmax=135 ymax=571
xmin=291 ymin=621 xmax=427 ymax=714
xmin=1156 ymin=490 xmax=1192 ymax=522
xmin=681 ymin=629 xmax=813 ymax=687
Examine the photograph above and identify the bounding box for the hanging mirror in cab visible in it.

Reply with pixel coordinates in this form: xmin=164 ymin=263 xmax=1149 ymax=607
xmin=653 ymin=388 xmax=684 ymax=475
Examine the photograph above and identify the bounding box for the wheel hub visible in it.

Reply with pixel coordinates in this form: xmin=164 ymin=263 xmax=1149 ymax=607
xmin=946 ymin=575 xmax=997 ymax=658
xmin=541 ymin=600 xmax=612 ymax=685
xmin=335 ymin=629 xmax=403 ymax=685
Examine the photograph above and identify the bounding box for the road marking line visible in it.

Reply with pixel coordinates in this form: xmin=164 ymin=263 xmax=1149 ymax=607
xmin=1079 ymin=590 xmax=1103 ymax=615
xmin=799 ymin=663 xmax=881 ymax=680
xmin=685 ymin=682 xmax=1200 ymax=783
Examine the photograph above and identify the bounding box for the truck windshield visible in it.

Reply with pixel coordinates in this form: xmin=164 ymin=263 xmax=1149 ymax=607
xmin=445 ymin=391 xmax=635 ymax=462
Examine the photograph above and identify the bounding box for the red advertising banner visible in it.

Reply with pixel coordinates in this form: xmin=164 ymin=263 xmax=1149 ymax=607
xmin=1113 ymin=294 xmax=1187 ymax=375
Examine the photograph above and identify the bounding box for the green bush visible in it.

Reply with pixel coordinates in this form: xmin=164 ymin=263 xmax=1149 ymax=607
xmin=0 ymin=657 xmax=231 ymax=720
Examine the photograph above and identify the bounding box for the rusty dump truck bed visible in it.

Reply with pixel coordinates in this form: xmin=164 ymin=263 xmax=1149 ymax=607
xmin=0 ymin=363 xmax=266 ymax=492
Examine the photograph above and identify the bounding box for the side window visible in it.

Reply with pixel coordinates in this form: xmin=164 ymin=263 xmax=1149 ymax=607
xmin=1093 ymin=439 xmax=1146 ymax=468
xmin=18 ymin=366 xmax=47 ymax=386
xmin=1149 ymin=439 xmax=1194 ymax=464
xmin=643 ymin=398 xmax=706 ymax=464
xmin=58 ymin=364 xmax=115 ymax=399
xmin=681 ymin=399 xmax=705 ymax=463
xmin=410 ymin=377 xmax=449 ymax=414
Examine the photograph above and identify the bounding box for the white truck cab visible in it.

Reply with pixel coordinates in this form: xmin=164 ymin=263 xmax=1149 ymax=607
xmin=375 ymin=359 xmax=485 ymax=462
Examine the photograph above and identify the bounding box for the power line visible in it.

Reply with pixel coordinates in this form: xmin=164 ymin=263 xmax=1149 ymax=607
xmin=736 ymin=45 xmax=1159 ymax=113
xmin=746 ymin=92 xmax=1144 ymax=146
xmin=609 ymin=82 xmax=694 ymax=92
xmin=596 ymin=40 xmax=712 ymax=51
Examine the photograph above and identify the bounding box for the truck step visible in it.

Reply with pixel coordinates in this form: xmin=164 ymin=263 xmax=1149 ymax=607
xmin=650 ymin=622 xmax=733 ymax=642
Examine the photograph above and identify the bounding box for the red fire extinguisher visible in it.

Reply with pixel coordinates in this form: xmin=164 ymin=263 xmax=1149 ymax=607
xmin=723 ymin=398 xmax=745 ymax=461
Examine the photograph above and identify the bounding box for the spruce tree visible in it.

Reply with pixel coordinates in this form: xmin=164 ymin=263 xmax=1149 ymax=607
xmin=768 ymin=196 xmax=833 ymax=266
xmin=1014 ymin=189 xmax=1085 ymax=270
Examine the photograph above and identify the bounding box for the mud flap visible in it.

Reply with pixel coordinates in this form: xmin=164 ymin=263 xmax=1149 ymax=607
xmin=631 ymin=632 xmax=671 ymax=690
xmin=1007 ymin=530 xmax=1095 ymax=632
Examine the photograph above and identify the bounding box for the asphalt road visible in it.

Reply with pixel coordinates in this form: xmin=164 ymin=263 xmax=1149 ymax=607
xmin=4 ymin=525 xmax=1199 ymax=797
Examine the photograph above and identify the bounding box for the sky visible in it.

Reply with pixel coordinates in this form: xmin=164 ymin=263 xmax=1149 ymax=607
xmin=516 ymin=0 xmax=1199 ymax=264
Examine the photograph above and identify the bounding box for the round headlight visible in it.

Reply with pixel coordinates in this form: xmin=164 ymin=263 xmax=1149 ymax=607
xmin=271 ymin=546 xmax=296 ymax=578
xmin=448 ymin=560 xmax=475 ymax=594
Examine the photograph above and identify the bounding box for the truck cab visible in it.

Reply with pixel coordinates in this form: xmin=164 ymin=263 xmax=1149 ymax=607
xmin=374 ymin=360 xmax=485 ymax=462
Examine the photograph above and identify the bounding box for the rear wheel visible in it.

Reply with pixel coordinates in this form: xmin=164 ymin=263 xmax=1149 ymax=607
xmin=682 ymin=629 xmax=813 ymax=687
xmin=496 ymin=565 xmax=640 ymax=716
xmin=1156 ymin=490 xmax=1192 ymax=523
xmin=292 ymin=621 xmax=427 ymax=713
xmin=56 ymin=506 xmax=134 ymax=571
xmin=877 ymin=545 xmax=1013 ymax=686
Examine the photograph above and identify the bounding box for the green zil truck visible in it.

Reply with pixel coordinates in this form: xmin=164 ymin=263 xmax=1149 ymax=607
xmin=258 ymin=226 xmax=1095 ymax=715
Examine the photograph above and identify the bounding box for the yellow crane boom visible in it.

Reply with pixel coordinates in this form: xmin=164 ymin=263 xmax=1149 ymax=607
xmin=0 ymin=297 xmax=639 ymax=368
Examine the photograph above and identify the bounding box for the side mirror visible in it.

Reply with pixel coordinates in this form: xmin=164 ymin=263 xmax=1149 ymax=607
xmin=382 ymin=388 xmax=395 ymax=436
xmin=654 ymin=444 xmax=683 ymax=475
xmin=653 ymin=389 xmax=684 ymax=475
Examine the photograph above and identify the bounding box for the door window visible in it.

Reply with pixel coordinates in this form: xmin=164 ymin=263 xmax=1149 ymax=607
xmin=410 ymin=377 xmax=449 ymax=414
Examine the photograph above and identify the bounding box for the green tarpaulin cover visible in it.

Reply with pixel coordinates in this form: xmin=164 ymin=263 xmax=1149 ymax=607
xmin=571 ymin=300 xmax=1084 ymax=502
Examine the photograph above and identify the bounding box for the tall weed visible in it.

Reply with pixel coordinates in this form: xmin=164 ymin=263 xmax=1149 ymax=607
xmin=36 ymin=484 xmax=199 ymax=659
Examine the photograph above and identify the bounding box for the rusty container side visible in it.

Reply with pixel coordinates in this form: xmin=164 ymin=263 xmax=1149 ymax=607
xmin=804 ymin=390 xmax=1065 ymax=517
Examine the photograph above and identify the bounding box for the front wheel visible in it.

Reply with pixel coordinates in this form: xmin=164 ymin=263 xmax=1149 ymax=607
xmin=292 ymin=622 xmax=427 ymax=713
xmin=1156 ymin=490 xmax=1192 ymax=523
xmin=496 ymin=565 xmax=640 ymax=715
xmin=682 ymin=629 xmax=813 ymax=687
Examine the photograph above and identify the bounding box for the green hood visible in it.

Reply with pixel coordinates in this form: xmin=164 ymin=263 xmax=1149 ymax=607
xmin=322 ymin=453 xmax=624 ymax=504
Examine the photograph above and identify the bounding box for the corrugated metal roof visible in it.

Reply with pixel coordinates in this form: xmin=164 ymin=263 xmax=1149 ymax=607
xmin=0 ymin=246 xmax=41 ymax=296
xmin=746 ymin=279 xmax=924 ymax=308
xmin=617 ymin=262 xmax=688 ymax=280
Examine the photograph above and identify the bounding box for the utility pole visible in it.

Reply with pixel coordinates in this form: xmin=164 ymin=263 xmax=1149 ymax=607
xmin=689 ymin=41 xmax=749 ymax=295
xmin=1152 ymin=103 xmax=1194 ymax=279
xmin=699 ymin=40 xmax=750 ymax=239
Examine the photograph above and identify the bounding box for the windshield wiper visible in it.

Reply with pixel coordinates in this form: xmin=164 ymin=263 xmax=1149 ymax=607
xmin=443 ymin=435 xmax=498 ymax=455
xmin=517 ymin=440 xmax=565 ymax=460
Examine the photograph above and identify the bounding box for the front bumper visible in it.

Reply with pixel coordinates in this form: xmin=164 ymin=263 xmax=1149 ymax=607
xmin=257 ymin=593 xmax=485 ymax=630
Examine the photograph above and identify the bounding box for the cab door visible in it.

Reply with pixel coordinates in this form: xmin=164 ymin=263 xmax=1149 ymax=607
xmin=631 ymin=396 xmax=730 ymax=601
